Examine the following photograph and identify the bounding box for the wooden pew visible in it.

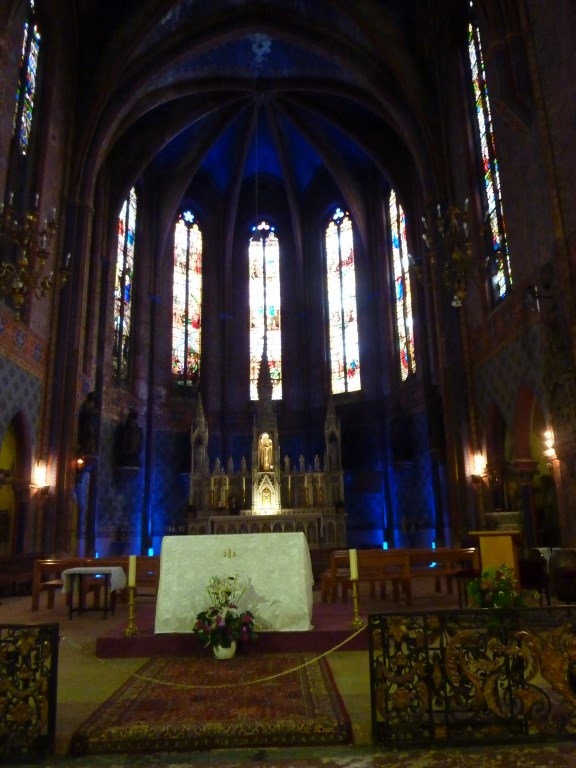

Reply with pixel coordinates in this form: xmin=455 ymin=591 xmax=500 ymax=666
xmin=342 ymin=550 xmax=412 ymax=606
xmin=320 ymin=549 xmax=351 ymax=603
xmin=31 ymin=557 xmax=84 ymax=611
xmin=407 ymin=547 xmax=478 ymax=594
xmin=321 ymin=549 xmax=412 ymax=605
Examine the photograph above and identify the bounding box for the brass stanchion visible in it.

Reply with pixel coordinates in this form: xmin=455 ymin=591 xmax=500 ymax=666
xmin=124 ymin=585 xmax=138 ymax=636
xmin=351 ymin=578 xmax=364 ymax=629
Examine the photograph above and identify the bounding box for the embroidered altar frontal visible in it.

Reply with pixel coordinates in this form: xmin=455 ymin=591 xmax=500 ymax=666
xmin=71 ymin=653 xmax=352 ymax=754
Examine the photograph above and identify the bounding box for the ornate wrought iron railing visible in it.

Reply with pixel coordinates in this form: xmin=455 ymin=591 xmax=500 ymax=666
xmin=0 ymin=623 xmax=59 ymax=760
xmin=369 ymin=607 xmax=576 ymax=747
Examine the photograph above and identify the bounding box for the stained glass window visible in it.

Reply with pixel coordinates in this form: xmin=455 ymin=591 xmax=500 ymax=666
xmin=469 ymin=7 xmax=512 ymax=304
xmin=172 ymin=210 xmax=202 ymax=390
xmin=326 ymin=208 xmax=361 ymax=394
xmin=389 ymin=191 xmax=415 ymax=381
xmin=12 ymin=0 xmax=41 ymax=155
xmin=113 ymin=188 xmax=137 ymax=384
xmin=249 ymin=220 xmax=282 ymax=400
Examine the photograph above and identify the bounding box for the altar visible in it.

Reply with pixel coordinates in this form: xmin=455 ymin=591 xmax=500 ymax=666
xmin=154 ymin=532 xmax=314 ymax=633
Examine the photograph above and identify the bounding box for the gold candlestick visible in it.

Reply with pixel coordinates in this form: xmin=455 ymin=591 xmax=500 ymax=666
xmin=124 ymin=585 xmax=138 ymax=636
xmin=351 ymin=579 xmax=364 ymax=629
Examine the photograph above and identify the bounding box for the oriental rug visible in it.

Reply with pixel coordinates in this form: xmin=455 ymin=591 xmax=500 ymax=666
xmin=70 ymin=653 xmax=352 ymax=755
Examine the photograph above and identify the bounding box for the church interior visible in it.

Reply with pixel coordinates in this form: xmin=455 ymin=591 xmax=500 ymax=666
xmin=2 ymin=0 xmax=576 ymax=764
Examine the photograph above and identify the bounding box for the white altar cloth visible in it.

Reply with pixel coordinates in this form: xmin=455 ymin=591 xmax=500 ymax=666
xmin=154 ymin=533 xmax=314 ymax=633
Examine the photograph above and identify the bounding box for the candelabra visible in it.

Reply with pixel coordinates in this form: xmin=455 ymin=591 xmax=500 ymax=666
xmin=0 ymin=195 xmax=70 ymax=318
xmin=421 ymin=201 xmax=476 ymax=308
xmin=124 ymin=586 xmax=138 ymax=636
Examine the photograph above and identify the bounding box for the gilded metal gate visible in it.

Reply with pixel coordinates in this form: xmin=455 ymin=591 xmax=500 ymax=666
xmin=369 ymin=607 xmax=576 ymax=747
xmin=0 ymin=622 xmax=59 ymax=760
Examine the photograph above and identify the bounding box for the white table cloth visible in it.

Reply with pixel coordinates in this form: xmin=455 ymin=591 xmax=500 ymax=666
xmin=154 ymin=532 xmax=314 ymax=633
xmin=61 ymin=566 xmax=127 ymax=593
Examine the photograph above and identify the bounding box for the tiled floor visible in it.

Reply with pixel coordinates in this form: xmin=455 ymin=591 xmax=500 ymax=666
xmin=2 ymin=583 xmax=576 ymax=767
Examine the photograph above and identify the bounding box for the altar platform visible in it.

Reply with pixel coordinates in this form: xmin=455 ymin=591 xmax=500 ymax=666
xmin=96 ymin=598 xmax=367 ymax=657
xmin=95 ymin=575 xmax=469 ymax=658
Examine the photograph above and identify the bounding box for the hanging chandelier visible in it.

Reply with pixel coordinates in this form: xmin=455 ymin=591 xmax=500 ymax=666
xmin=421 ymin=201 xmax=478 ymax=308
xmin=0 ymin=194 xmax=70 ymax=319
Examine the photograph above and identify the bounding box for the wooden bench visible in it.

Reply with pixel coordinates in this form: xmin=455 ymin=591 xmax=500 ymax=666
xmin=320 ymin=549 xmax=350 ymax=602
xmin=342 ymin=550 xmax=412 ymax=605
xmin=407 ymin=547 xmax=478 ymax=594
xmin=31 ymin=557 xmax=85 ymax=611
xmin=0 ymin=553 xmax=42 ymax=596
xmin=321 ymin=549 xmax=412 ymax=605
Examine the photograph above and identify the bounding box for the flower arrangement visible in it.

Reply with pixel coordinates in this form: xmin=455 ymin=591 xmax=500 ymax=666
xmin=193 ymin=573 xmax=256 ymax=648
xmin=466 ymin=564 xmax=525 ymax=609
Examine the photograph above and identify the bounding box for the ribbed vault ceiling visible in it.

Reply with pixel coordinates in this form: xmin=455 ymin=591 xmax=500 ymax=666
xmin=72 ymin=0 xmax=457 ymax=224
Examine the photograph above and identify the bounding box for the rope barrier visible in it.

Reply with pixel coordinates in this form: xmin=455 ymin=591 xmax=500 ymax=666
xmin=59 ymin=621 xmax=367 ymax=690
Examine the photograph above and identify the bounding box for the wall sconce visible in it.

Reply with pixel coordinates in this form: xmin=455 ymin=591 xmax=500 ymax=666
xmin=470 ymin=451 xmax=487 ymax=483
xmin=32 ymin=460 xmax=50 ymax=494
xmin=0 ymin=195 xmax=71 ymax=319
xmin=543 ymin=429 xmax=556 ymax=463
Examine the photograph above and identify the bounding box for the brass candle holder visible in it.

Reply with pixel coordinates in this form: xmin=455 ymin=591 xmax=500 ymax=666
xmin=124 ymin=585 xmax=138 ymax=636
xmin=351 ymin=578 xmax=364 ymax=629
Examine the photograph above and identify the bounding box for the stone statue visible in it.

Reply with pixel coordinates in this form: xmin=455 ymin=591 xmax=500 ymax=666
xmin=116 ymin=408 xmax=143 ymax=467
xmin=284 ymin=454 xmax=291 ymax=473
xmin=314 ymin=454 xmax=321 ymax=472
xmin=241 ymin=456 xmax=247 ymax=473
xmin=299 ymin=454 xmax=305 ymax=472
xmin=78 ymin=391 xmax=98 ymax=455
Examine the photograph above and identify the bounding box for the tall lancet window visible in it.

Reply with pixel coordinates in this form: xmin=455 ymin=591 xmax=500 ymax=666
xmin=326 ymin=207 xmax=361 ymax=394
xmin=113 ymin=188 xmax=137 ymax=384
xmin=249 ymin=220 xmax=282 ymax=401
xmin=469 ymin=7 xmax=512 ymax=304
xmin=389 ymin=191 xmax=415 ymax=381
xmin=172 ymin=210 xmax=202 ymax=390
xmin=12 ymin=0 xmax=41 ymax=156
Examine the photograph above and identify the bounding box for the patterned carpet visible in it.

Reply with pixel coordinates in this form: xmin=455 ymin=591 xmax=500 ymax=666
xmin=70 ymin=653 xmax=352 ymax=754
xmin=16 ymin=742 xmax=576 ymax=767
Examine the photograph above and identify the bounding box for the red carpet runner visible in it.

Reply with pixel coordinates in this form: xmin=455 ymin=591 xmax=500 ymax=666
xmin=71 ymin=653 xmax=352 ymax=754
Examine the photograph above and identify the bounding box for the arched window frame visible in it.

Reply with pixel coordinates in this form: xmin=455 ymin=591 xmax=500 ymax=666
xmin=12 ymin=0 xmax=41 ymax=157
xmin=249 ymin=220 xmax=282 ymax=401
xmin=113 ymin=188 xmax=137 ymax=385
xmin=468 ymin=4 xmax=512 ymax=306
xmin=389 ymin=191 xmax=416 ymax=381
xmin=325 ymin=207 xmax=361 ymax=395
xmin=172 ymin=210 xmax=202 ymax=391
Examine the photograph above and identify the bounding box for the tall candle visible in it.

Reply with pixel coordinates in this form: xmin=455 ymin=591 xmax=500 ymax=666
xmin=349 ymin=549 xmax=358 ymax=580
xmin=128 ymin=555 xmax=136 ymax=587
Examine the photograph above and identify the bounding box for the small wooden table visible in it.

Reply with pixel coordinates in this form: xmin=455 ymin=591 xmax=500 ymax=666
xmin=62 ymin=566 xmax=126 ymax=619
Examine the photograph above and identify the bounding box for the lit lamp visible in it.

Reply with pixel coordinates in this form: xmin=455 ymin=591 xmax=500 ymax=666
xmin=471 ymin=451 xmax=487 ymax=483
xmin=0 ymin=194 xmax=71 ymax=318
xmin=543 ymin=429 xmax=556 ymax=464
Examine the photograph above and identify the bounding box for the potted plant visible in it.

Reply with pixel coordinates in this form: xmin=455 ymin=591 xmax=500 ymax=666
xmin=466 ymin=564 xmax=526 ymax=609
xmin=193 ymin=573 xmax=256 ymax=658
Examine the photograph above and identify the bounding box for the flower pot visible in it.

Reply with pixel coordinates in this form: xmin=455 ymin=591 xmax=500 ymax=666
xmin=213 ymin=641 xmax=236 ymax=660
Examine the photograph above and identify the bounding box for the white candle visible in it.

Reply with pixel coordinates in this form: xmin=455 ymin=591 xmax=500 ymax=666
xmin=349 ymin=549 xmax=358 ymax=580
xmin=128 ymin=555 xmax=136 ymax=587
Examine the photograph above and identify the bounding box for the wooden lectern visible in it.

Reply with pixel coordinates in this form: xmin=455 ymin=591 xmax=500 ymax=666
xmin=469 ymin=529 xmax=524 ymax=577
